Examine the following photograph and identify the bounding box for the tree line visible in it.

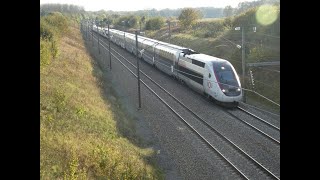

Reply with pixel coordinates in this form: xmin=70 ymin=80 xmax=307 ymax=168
xmin=40 ymin=4 xmax=85 ymax=16
xmin=223 ymin=0 xmax=280 ymax=17
xmin=40 ymin=0 xmax=280 ymax=31
xmin=40 ymin=0 xmax=278 ymax=19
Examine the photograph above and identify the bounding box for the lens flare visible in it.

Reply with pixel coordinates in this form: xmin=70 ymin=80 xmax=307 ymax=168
xmin=256 ymin=5 xmax=278 ymax=26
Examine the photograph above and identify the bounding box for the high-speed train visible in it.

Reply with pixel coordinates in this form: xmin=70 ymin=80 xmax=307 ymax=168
xmin=92 ymin=25 xmax=242 ymax=106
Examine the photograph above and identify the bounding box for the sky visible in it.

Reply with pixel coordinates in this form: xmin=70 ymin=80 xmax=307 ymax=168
xmin=40 ymin=0 xmax=255 ymax=12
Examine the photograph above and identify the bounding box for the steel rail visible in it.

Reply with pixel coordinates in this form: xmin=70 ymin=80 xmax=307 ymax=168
xmin=92 ymin=32 xmax=280 ymax=179
xmin=237 ymin=106 xmax=280 ymax=131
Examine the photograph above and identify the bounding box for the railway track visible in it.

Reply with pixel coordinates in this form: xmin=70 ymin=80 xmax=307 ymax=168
xmin=239 ymin=102 xmax=280 ymax=120
xmin=237 ymin=106 xmax=280 ymax=131
xmin=86 ymin=30 xmax=280 ymax=179
xmin=222 ymin=106 xmax=280 ymax=144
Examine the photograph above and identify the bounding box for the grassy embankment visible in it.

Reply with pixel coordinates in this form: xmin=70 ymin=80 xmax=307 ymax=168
xmin=40 ymin=13 xmax=163 ymax=179
xmin=146 ymin=6 xmax=280 ymax=113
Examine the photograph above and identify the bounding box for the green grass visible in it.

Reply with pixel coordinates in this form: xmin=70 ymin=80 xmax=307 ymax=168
xmin=40 ymin=19 xmax=163 ymax=179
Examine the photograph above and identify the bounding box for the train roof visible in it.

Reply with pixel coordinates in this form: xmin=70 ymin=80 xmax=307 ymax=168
xmin=186 ymin=53 xmax=229 ymax=63
xmin=101 ymin=28 xmax=234 ymax=65
xmin=109 ymin=28 xmax=191 ymax=51
xmin=107 ymin=29 xmax=178 ymax=53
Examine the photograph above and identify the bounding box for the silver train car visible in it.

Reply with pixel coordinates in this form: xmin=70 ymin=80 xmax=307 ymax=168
xmin=92 ymin=25 xmax=242 ymax=105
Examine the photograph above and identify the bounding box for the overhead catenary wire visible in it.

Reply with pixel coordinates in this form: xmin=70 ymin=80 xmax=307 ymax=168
xmin=89 ymin=26 xmax=281 ymax=111
xmin=239 ymin=101 xmax=280 ymax=117
xmin=218 ymin=34 xmax=280 ymax=52
xmin=92 ymin=31 xmax=282 ymax=148
xmin=91 ymin=28 xmax=282 ymax=121
xmin=91 ymin=38 xmax=282 ymax=141
xmin=220 ymin=36 xmax=241 ymax=48
xmin=100 ymin=35 xmax=280 ymax=107
xmin=92 ymin=26 xmax=282 ymax=137
xmin=252 ymin=80 xmax=280 ymax=92
xmin=112 ymin=28 xmax=268 ymax=68
xmin=98 ymin=35 xmax=280 ymax=175
xmin=254 ymin=66 xmax=280 ymax=73
xmin=217 ymin=37 xmax=280 ymax=72
xmin=248 ymin=32 xmax=280 ymax=39
xmin=248 ymin=70 xmax=279 ymax=90
xmin=93 ymin=31 xmax=280 ymax=107
xmin=91 ymin=34 xmax=252 ymax=180
xmin=245 ymin=41 xmax=280 ymax=51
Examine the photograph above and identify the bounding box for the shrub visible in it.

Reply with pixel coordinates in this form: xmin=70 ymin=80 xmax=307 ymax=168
xmin=40 ymin=19 xmax=55 ymax=40
xmin=40 ymin=38 xmax=51 ymax=67
xmin=44 ymin=12 xmax=69 ymax=36
xmin=192 ymin=20 xmax=227 ymax=38
xmin=50 ymin=38 xmax=59 ymax=59
xmin=40 ymin=12 xmax=69 ymax=67
xmin=115 ymin=15 xmax=139 ymax=29
xmin=178 ymin=8 xmax=202 ymax=30
xmin=145 ymin=17 xmax=165 ymax=30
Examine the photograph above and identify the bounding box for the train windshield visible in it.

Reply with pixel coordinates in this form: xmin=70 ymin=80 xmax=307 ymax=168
xmin=213 ymin=62 xmax=239 ymax=88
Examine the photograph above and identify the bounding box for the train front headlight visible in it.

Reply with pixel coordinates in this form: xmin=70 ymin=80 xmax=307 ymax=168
xmin=222 ymin=89 xmax=229 ymax=93
xmin=237 ymin=88 xmax=241 ymax=91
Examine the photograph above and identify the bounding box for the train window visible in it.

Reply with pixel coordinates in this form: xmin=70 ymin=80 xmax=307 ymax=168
xmin=213 ymin=62 xmax=239 ymax=88
xmin=178 ymin=64 xmax=203 ymax=85
xmin=192 ymin=59 xmax=205 ymax=68
xmin=209 ymin=73 xmax=211 ymax=78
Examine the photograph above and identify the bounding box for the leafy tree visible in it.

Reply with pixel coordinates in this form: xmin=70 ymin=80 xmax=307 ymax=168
xmin=232 ymin=7 xmax=276 ymax=29
xmin=102 ymin=17 xmax=112 ymax=27
xmin=122 ymin=7 xmax=223 ymax=18
xmin=40 ymin=19 xmax=54 ymax=40
xmin=141 ymin=16 xmax=146 ymax=24
xmin=40 ymin=3 xmax=84 ymax=14
xmin=145 ymin=17 xmax=164 ymax=30
xmin=223 ymin=5 xmax=233 ymax=17
xmin=43 ymin=12 xmax=68 ymax=36
xmin=128 ymin=16 xmax=139 ymax=28
xmin=178 ymin=8 xmax=202 ymax=29
xmin=111 ymin=14 xmax=120 ymax=19
xmin=115 ymin=15 xmax=139 ymax=29
xmin=234 ymin=0 xmax=280 ymax=15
